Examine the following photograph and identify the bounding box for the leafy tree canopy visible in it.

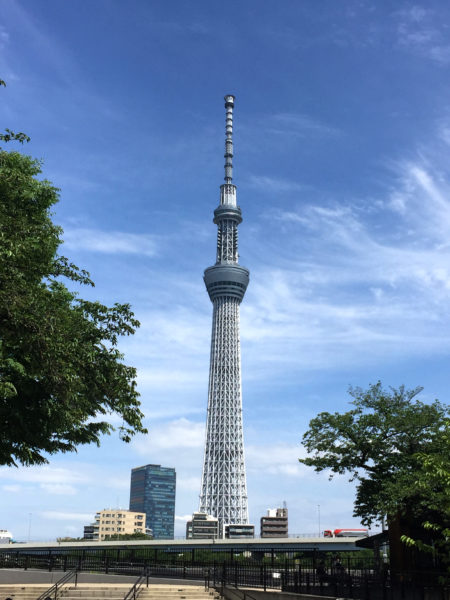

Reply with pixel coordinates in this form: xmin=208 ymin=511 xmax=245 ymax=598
xmin=300 ymin=382 xmax=449 ymax=527
xmin=103 ymin=532 xmax=152 ymax=541
xmin=0 ymin=129 xmax=146 ymax=467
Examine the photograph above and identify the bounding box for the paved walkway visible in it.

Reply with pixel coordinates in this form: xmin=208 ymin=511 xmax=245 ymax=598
xmin=0 ymin=570 xmax=203 ymax=587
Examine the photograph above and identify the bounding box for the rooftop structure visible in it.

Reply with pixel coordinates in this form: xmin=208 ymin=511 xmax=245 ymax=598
xmin=260 ymin=507 xmax=288 ymax=538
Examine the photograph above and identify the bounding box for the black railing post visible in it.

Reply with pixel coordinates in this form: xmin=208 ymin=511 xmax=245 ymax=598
xmin=263 ymin=564 xmax=267 ymax=592
xmin=381 ymin=569 xmax=387 ymax=600
xmin=348 ymin=575 xmax=354 ymax=599
xmin=306 ymin=572 xmax=310 ymax=593
xmin=284 ymin=559 xmax=288 ymax=591
xmin=364 ymin=574 xmax=370 ymax=600
xmin=24 ymin=555 xmax=29 ymax=571
xmin=75 ymin=570 xmax=78 ymax=588
xmin=63 ymin=556 xmax=67 ymax=572
xmin=234 ymin=563 xmax=238 ymax=588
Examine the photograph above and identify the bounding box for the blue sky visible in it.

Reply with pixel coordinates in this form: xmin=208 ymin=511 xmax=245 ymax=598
xmin=1 ymin=0 xmax=450 ymax=541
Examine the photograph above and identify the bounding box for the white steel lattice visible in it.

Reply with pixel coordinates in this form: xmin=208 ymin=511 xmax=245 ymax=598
xmin=199 ymin=95 xmax=249 ymax=532
xmin=199 ymin=296 xmax=248 ymax=526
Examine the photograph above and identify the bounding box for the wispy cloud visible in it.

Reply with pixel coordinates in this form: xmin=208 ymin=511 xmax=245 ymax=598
xmin=246 ymin=175 xmax=306 ymax=193
xmin=247 ymin=443 xmax=308 ymax=478
xmin=2 ymin=484 xmax=21 ymax=493
xmin=63 ymin=228 xmax=158 ymax=256
xmin=175 ymin=514 xmax=192 ymax=522
xmin=40 ymin=511 xmax=93 ymax=522
xmin=395 ymin=6 xmax=450 ymax=64
xmin=0 ymin=466 xmax=87 ymax=485
xmin=137 ymin=418 xmax=204 ymax=451
xmin=0 ymin=25 xmax=9 ymax=49
xmin=0 ymin=466 xmax=86 ymax=498
xmin=40 ymin=484 xmax=77 ymax=496
xmin=267 ymin=113 xmax=339 ymax=139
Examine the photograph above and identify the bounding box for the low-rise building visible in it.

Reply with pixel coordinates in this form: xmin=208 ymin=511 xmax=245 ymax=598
xmin=260 ymin=507 xmax=288 ymax=538
xmin=83 ymin=509 xmax=146 ymax=541
xmin=186 ymin=512 xmax=220 ymax=539
xmin=224 ymin=523 xmax=254 ymax=539
xmin=0 ymin=530 xmax=12 ymax=543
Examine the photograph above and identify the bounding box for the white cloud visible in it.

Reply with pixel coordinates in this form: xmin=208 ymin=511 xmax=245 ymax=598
xmin=247 ymin=175 xmax=305 ymax=193
xmin=175 ymin=514 xmax=192 ymax=522
xmin=396 ymin=7 xmax=450 ymax=64
xmin=0 ymin=26 xmax=9 ymax=49
xmin=246 ymin=443 xmax=308 ymax=478
xmin=63 ymin=228 xmax=158 ymax=256
xmin=0 ymin=466 xmax=87 ymax=485
xmin=267 ymin=112 xmax=339 ymax=138
xmin=40 ymin=511 xmax=93 ymax=522
xmin=2 ymin=484 xmax=21 ymax=493
xmin=40 ymin=484 xmax=77 ymax=496
xmin=133 ymin=419 xmax=204 ymax=453
xmin=177 ymin=476 xmax=201 ymax=491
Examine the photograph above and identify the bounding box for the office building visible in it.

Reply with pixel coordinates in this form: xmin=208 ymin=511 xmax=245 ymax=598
xmin=260 ymin=507 xmax=288 ymax=538
xmin=186 ymin=512 xmax=220 ymax=540
xmin=129 ymin=464 xmax=176 ymax=540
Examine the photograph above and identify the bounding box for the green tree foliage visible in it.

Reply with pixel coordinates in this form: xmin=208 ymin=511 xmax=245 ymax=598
xmin=0 ymin=146 xmax=147 ymax=467
xmin=0 ymin=81 xmax=30 ymax=144
xmin=401 ymin=419 xmax=450 ymax=572
xmin=300 ymin=382 xmax=448 ymax=527
xmin=103 ymin=532 xmax=152 ymax=541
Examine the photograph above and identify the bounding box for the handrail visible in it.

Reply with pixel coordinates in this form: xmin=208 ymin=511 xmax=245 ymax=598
xmin=36 ymin=569 xmax=78 ymax=600
xmin=218 ymin=585 xmax=259 ymax=600
xmin=123 ymin=568 xmax=148 ymax=600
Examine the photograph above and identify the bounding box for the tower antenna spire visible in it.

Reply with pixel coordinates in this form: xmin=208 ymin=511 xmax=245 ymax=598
xmin=224 ymin=94 xmax=235 ymax=184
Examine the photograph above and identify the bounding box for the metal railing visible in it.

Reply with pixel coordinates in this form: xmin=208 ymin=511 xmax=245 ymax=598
xmin=36 ymin=569 xmax=78 ymax=600
xmin=123 ymin=568 xmax=148 ymax=600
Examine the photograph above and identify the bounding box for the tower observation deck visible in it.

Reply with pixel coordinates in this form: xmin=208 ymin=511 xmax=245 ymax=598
xmin=199 ymin=95 xmax=249 ymax=532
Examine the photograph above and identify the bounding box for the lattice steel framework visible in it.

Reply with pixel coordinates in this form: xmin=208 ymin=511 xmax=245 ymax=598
xmin=199 ymin=95 xmax=249 ymax=530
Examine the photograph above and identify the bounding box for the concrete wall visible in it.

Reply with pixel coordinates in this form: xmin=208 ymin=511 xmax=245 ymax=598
xmin=218 ymin=584 xmax=339 ymax=600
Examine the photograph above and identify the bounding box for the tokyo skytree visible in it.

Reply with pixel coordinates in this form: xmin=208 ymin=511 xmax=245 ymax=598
xmin=199 ymin=95 xmax=249 ymax=530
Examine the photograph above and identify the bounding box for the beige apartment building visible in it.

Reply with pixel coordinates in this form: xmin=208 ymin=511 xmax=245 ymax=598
xmin=84 ymin=509 xmax=146 ymax=541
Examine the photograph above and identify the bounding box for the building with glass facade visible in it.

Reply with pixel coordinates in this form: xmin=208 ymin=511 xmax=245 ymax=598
xmin=129 ymin=464 xmax=176 ymax=540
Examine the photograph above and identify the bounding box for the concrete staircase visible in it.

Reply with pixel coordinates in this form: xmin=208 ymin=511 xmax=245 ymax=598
xmin=139 ymin=586 xmax=220 ymax=600
xmin=0 ymin=585 xmax=51 ymax=600
xmin=0 ymin=583 xmax=221 ymax=600
xmin=61 ymin=585 xmax=129 ymax=600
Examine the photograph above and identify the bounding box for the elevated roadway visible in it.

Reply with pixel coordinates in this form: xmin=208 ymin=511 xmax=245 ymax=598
xmin=0 ymin=536 xmax=363 ymax=554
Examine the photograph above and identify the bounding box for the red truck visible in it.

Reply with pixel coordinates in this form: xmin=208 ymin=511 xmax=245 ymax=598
xmin=323 ymin=528 xmax=368 ymax=538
